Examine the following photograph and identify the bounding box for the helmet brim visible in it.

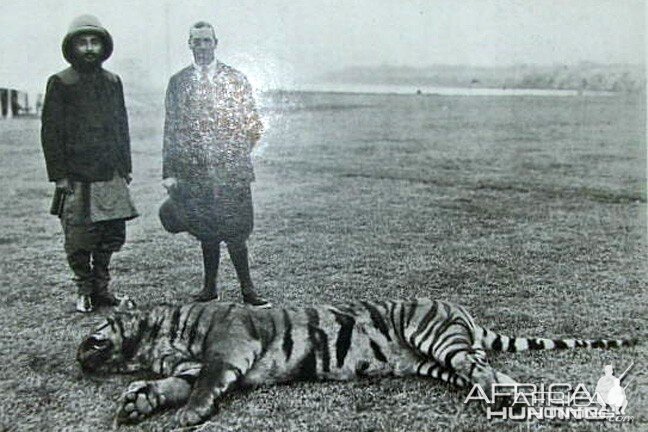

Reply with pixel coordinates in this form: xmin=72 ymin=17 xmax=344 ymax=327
xmin=62 ymin=27 xmax=114 ymax=64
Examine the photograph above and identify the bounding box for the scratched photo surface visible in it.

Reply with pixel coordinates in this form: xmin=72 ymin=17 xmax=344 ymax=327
xmin=0 ymin=1 xmax=645 ymax=431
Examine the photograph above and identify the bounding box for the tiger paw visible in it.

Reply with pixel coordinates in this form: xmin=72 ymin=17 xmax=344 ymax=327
xmin=115 ymin=381 xmax=166 ymax=424
xmin=173 ymin=407 xmax=204 ymax=427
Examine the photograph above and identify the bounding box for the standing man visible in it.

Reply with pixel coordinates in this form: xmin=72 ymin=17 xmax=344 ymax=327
xmin=160 ymin=21 xmax=270 ymax=308
xmin=41 ymin=15 xmax=138 ymax=313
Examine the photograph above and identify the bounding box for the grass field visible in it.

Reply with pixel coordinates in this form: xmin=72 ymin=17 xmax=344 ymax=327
xmin=0 ymin=90 xmax=645 ymax=432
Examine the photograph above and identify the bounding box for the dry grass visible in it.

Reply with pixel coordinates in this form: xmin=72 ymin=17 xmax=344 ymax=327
xmin=0 ymin=91 xmax=645 ymax=431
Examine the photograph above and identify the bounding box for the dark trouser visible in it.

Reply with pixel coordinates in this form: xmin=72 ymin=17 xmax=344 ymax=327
xmin=63 ymin=220 xmax=126 ymax=295
xmin=160 ymin=181 xmax=255 ymax=296
xmin=201 ymin=239 xmax=255 ymax=294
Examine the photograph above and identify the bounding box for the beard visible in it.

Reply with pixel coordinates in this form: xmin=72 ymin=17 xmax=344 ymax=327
xmin=72 ymin=54 xmax=102 ymax=72
xmin=82 ymin=53 xmax=100 ymax=63
xmin=73 ymin=53 xmax=103 ymax=71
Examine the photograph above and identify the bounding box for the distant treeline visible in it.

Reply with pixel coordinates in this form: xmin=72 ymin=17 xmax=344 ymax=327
xmin=324 ymin=63 xmax=646 ymax=93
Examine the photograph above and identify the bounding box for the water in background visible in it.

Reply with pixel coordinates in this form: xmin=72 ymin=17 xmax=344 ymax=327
xmin=292 ymin=82 xmax=614 ymax=97
xmin=122 ymin=81 xmax=615 ymax=115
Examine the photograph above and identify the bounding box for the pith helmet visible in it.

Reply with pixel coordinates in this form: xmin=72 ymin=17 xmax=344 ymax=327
xmin=61 ymin=14 xmax=114 ymax=64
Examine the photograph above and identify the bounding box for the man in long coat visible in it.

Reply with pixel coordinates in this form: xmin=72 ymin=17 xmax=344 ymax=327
xmin=41 ymin=15 xmax=138 ymax=312
xmin=160 ymin=21 xmax=270 ymax=308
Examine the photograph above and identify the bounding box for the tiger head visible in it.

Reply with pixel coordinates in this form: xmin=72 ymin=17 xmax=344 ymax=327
xmin=77 ymin=304 xmax=143 ymax=374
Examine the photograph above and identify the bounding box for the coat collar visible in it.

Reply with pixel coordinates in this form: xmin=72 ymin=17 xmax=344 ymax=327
xmin=192 ymin=60 xmax=220 ymax=79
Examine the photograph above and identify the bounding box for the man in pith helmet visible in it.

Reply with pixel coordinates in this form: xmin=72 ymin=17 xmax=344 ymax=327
xmin=41 ymin=15 xmax=137 ymax=313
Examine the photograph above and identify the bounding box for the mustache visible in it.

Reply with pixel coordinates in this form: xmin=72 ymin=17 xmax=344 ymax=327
xmin=79 ymin=53 xmax=101 ymax=63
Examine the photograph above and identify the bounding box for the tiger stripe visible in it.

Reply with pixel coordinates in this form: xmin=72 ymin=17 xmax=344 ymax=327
xmin=369 ymin=340 xmax=387 ymax=362
xmin=360 ymin=301 xmax=392 ymax=341
xmin=306 ymin=308 xmax=331 ymax=374
xmin=282 ymin=309 xmax=294 ymax=360
xmin=331 ymin=309 xmax=355 ymax=368
xmin=78 ymin=298 xmax=637 ymax=427
xmin=169 ymin=307 xmax=181 ymax=344
xmin=480 ymin=327 xmax=635 ymax=353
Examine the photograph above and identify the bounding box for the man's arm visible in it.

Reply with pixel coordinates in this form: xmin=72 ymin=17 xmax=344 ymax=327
xmin=116 ymin=76 xmax=132 ymax=182
xmin=41 ymin=76 xmax=68 ymax=182
xmin=239 ymin=77 xmax=263 ymax=150
xmin=162 ymin=77 xmax=180 ymax=181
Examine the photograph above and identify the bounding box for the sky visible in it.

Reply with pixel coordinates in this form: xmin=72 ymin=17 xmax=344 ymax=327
xmin=0 ymin=0 xmax=645 ymax=92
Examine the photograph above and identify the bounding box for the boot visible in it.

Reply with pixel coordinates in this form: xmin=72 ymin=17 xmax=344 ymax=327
xmin=228 ymin=242 xmax=271 ymax=308
xmin=91 ymin=251 xmax=119 ymax=307
xmin=193 ymin=242 xmax=221 ymax=302
xmin=241 ymin=289 xmax=271 ymax=309
xmin=67 ymin=250 xmax=94 ymax=313
xmin=76 ymin=294 xmax=93 ymax=313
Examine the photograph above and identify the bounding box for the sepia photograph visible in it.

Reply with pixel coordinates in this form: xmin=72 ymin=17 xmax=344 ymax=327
xmin=0 ymin=0 xmax=645 ymax=431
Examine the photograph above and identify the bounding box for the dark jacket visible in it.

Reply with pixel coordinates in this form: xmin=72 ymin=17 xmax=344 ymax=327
xmin=41 ymin=15 xmax=130 ymax=183
xmin=162 ymin=62 xmax=262 ymax=186
xmin=41 ymin=67 xmax=131 ymax=182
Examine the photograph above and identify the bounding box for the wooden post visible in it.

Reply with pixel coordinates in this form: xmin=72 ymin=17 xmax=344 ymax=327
xmin=0 ymin=88 xmax=7 ymax=119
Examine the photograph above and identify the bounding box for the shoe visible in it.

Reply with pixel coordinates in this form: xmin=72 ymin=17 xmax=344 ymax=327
xmin=76 ymin=295 xmax=94 ymax=313
xmin=243 ymin=292 xmax=272 ymax=309
xmin=192 ymin=291 xmax=221 ymax=302
xmin=92 ymin=292 xmax=120 ymax=307
xmin=115 ymin=295 xmax=137 ymax=311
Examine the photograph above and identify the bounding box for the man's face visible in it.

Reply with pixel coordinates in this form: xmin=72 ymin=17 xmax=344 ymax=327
xmin=189 ymin=28 xmax=217 ymax=66
xmin=72 ymin=34 xmax=104 ymax=65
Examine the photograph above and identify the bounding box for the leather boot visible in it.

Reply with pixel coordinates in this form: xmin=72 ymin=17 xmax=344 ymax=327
xmin=193 ymin=241 xmax=221 ymax=302
xmin=91 ymin=251 xmax=119 ymax=307
xmin=228 ymin=242 xmax=271 ymax=308
xmin=67 ymin=250 xmax=94 ymax=312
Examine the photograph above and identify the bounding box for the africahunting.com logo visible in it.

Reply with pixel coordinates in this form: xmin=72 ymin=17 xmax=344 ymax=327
xmin=464 ymin=363 xmax=635 ymax=423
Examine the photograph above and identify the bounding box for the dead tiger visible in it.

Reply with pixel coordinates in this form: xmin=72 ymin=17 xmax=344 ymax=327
xmin=77 ymin=299 xmax=636 ymax=427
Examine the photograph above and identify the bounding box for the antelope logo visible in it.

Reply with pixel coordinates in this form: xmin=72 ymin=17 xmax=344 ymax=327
xmin=594 ymin=362 xmax=634 ymax=414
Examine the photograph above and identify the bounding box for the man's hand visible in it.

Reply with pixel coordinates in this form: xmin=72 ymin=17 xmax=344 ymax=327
xmin=249 ymin=130 xmax=262 ymax=145
xmin=126 ymin=173 xmax=133 ymax=185
xmin=55 ymin=178 xmax=73 ymax=194
xmin=162 ymin=177 xmax=178 ymax=191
